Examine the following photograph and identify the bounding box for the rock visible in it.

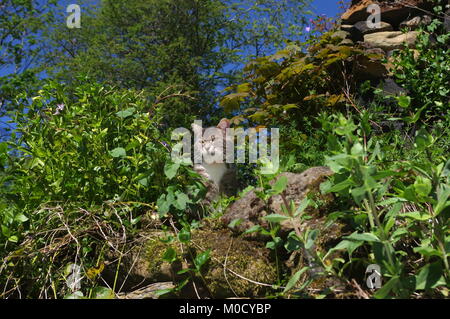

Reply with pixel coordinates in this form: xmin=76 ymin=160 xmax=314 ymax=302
xmin=221 ymin=167 xmax=334 ymax=235
xmin=364 ymin=31 xmax=419 ymax=51
xmin=378 ymin=78 xmax=408 ymax=96
xmin=353 ymin=20 xmax=393 ymax=34
xmin=189 ymin=227 xmax=278 ymax=298
xmin=340 ymin=24 xmax=355 ymax=32
xmin=400 ymin=15 xmax=432 ymax=30
xmin=117 ymin=282 xmax=175 ymax=299
xmin=355 ymin=47 xmax=388 ymax=79
xmin=341 ymin=0 xmax=436 ymax=27
xmin=104 ymin=227 xmax=278 ymax=298
xmin=341 ymin=24 xmax=364 ymax=42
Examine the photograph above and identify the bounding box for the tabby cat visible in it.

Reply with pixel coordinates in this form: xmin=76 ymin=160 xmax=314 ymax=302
xmin=192 ymin=119 xmax=238 ymax=203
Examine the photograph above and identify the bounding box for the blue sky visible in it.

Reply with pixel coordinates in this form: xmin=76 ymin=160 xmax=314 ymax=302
xmin=0 ymin=0 xmax=345 ymax=79
xmin=310 ymin=0 xmax=344 ymax=19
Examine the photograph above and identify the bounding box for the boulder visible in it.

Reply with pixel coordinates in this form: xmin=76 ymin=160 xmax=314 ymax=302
xmin=363 ymin=31 xmax=419 ymax=51
xmin=378 ymin=78 xmax=408 ymax=97
xmin=355 ymin=47 xmax=388 ymax=79
xmin=221 ymin=167 xmax=334 ymax=235
xmin=341 ymin=24 xmax=364 ymax=42
xmin=103 ymin=227 xmax=278 ymax=298
xmin=354 ymin=20 xmax=393 ymax=34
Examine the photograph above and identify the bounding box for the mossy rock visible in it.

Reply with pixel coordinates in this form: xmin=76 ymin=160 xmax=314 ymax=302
xmin=189 ymin=228 xmax=277 ymax=298
xmin=102 ymin=231 xmax=177 ymax=292
xmin=106 ymin=226 xmax=278 ymax=298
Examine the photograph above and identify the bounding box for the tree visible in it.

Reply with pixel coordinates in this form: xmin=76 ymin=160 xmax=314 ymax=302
xmin=0 ymin=0 xmax=57 ymax=113
xmin=40 ymin=0 xmax=312 ymax=127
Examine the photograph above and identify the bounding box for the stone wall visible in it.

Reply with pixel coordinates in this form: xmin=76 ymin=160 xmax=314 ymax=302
xmin=336 ymin=0 xmax=449 ymax=81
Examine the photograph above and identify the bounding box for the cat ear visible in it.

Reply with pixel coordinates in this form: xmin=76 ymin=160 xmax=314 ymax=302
xmin=217 ymin=118 xmax=230 ymax=132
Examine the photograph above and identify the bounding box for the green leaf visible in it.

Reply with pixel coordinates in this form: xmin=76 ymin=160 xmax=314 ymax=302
xmin=344 ymin=232 xmax=380 ymax=242
xmin=164 ymin=162 xmax=180 ymax=180
xmin=157 ymin=195 xmax=171 ymax=215
xmin=178 ymin=228 xmax=191 ymax=243
xmin=266 ymin=237 xmax=282 ymax=250
xmin=174 ymin=192 xmax=190 ymax=210
xmin=414 ymin=128 xmax=433 ymax=150
xmin=271 ymin=175 xmax=288 ymax=195
xmin=228 ymin=218 xmax=243 ymax=228
xmin=283 ymin=267 xmax=310 ymax=293
xmin=116 ymin=107 xmax=136 ymax=119
xmin=441 ymin=159 xmax=450 ymax=178
xmin=435 ymin=184 xmax=450 ymax=215
xmin=154 ymin=289 xmax=173 ymax=297
xmin=162 ymin=247 xmax=177 ymax=263
xmin=294 ymin=198 xmax=310 ymax=217
xmin=14 ymin=213 xmax=28 ymax=223
xmin=305 ymin=229 xmax=319 ymax=250
xmin=374 ymin=276 xmax=399 ymax=299
xmin=350 ymin=143 xmax=364 ymax=156
xmin=263 ymin=213 xmax=289 ymax=223
xmin=91 ymin=286 xmax=115 ymax=299
xmin=8 ymin=235 xmax=18 ymax=243
xmin=194 ymin=250 xmax=211 ymax=271
xmin=284 ymin=233 xmax=301 ymax=252
xmin=64 ymin=291 xmax=85 ymax=299
xmin=327 ymin=239 xmax=363 ymax=257
xmin=326 ymin=179 xmax=354 ymax=193
xmin=415 ymin=262 xmax=445 ymax=290
xmin=243 ymin=225 xmax=262 ymax=235
xmin=413 ymin=176 xmax=432 ymax=198
xmin=404 ymin=106 xmax=426 ymax=124
xmin=109 ymin=147 xmax=126 ymax=158
xmin=413 ymin=245 xmax=442 ymax=258
xmin=400 ymin=211 xmax=432 ymax=221
xmin=397 ymin=95 xmax=411 ymax=108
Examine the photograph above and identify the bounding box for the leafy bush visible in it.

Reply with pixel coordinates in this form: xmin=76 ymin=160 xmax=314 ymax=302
xmin=319 ymin=113 xmax=450 ymax=298
xmin=0 ymin=78 xmax=206 ymax=298
xmin=390 ymin=5 xmax=450 ymax=123
xmin=220 ymin=30 xmax=379 ymax=128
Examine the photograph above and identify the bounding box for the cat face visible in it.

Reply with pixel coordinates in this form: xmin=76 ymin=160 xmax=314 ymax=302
xmin=192 ymin=119 xmax=230 ymax=164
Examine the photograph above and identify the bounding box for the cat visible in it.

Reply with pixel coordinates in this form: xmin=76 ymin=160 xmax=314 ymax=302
xmin=192 ymin=118 xmax=238 ymax=203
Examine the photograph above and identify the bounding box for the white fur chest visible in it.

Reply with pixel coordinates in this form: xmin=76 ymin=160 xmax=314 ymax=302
xmin=202 ymin=163 xmax=228 ymax=187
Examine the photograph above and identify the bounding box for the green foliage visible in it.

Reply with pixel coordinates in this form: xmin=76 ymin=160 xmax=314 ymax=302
xmin=0 ymin=0 xmax=57 ymax=113
xmin=221 ymin=30 xmax=375 ymax=127
xmin=320 ymin=113 xmax=450 ymax=298
xmin=0 ymin=78 xmax=210 ymax=298
xmin=2 ymin=0 xmax=449 ymax=300
xmin=391 ymin=6 xmax=450 ymax=123
xmin=6 ymin=79 xmax=171 ymax=208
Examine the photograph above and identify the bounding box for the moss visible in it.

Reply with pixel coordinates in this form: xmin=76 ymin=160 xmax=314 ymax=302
xmin=191 ymin=229 xmax=278 ymax=298
xmin=133 ymin=225 xmax=278 ymax=298
xmin=144 ymin=237 xmax=175 ymax=282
